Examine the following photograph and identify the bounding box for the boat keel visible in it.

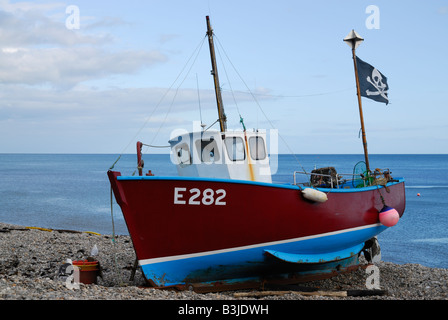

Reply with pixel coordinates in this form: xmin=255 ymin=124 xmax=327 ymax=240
xmin=145 ymin=252 xmax=362 ymax=293
xmin=264 ymin=243 xmax=364 ymax=264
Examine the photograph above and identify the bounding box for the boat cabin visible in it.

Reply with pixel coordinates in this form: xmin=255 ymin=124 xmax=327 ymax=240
xmin=169 ymin=130 xmax=272 ymax=183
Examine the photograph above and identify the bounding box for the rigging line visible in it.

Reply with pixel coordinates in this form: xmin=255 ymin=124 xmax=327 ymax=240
xmin=205 ymin=118 xmax=219 ymax=131
xmin=196 ymin=73 xmax=203 ymax=125
xmin=109 ymin=35 xmax=207 ymax=169
xmin=214 ymin=36 xmax=307 ymax=173
xmin=148 ymin=35 xmax=207 ymax=149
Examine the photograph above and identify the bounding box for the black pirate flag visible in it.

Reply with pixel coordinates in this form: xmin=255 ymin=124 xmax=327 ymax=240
xmin=356 ymin=56 xmax=389 ymax=105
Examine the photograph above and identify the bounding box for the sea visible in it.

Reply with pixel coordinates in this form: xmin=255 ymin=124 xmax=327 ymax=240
xmin=0 ymin=153 xmax=447 ymax=269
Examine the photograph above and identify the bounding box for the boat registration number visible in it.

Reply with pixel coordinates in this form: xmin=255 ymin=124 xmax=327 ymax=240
xmin=174 ymin=187 xmax=226 ymax=206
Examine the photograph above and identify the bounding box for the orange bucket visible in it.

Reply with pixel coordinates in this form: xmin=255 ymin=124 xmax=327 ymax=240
xmin=72 ymin=260 xmax=99 ymax=284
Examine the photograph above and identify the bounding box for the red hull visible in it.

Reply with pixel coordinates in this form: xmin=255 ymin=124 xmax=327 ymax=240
xmin=108 ymin=171 xmax=405 ymax=262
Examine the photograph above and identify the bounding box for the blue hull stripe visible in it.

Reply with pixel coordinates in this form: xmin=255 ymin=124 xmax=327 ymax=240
xmin=139 ymin=224 xmax=386 ymax=286
xmin=118 ymin=175 xmax=404 ymax=193
xmin=139 ymin=223 xmax=382 ymax=265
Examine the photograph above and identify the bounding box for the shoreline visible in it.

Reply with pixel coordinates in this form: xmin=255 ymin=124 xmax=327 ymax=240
xmin=1 ymin=222 xmax=447 ymax=300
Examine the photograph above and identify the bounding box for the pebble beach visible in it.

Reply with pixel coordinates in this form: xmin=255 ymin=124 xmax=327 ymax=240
xmin=1 ymin=222 xmax=447 ymax=301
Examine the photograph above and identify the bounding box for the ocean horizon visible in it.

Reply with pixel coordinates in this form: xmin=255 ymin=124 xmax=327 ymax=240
xmin=1 ymin=153 xmax=447 ymax=269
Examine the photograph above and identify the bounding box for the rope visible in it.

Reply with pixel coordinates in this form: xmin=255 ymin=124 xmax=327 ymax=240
xmin=377 ymin=186 xmax=386 ymax=206
xmin=239 ymin=115 xmax=246 ymax=131
xmin=18 ymin=226 xmax=101 ymax=236
xmin=140 ymin=143 xmax=170 ymax=148
xmin=108 ymin=35 xmax=207 ymax=170
xmin=215 ymin=42 xmax=245 ymax=130
xmin=205 ymin=119 xmax=219 ymax=131
xmin=135 ymin=35 xmax=207 ymax=168
xmin=110 ymin=186 xmax=122 ymax=285
xmin=147 ymin=36 xmax=207 ymax=148
xmin=131 ymin=143 xmax=171 ymax=176
xmin=221 ymin=87 xmax=354 ymax=99
xmin=196 ymin=73 xmax=204 ymax=126
xmin=373 ymin=169 xmax=388 ymax=207
xmin=108 ymin=154 xmax=121 ymax=171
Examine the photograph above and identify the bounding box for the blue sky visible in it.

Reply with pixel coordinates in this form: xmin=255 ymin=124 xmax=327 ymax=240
xmin=0 ymin=0 xmax=447 ymax=154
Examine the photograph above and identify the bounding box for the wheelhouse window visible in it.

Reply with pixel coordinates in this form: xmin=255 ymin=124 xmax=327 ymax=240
xmin=175 ymin=143 xmax=191 ymax=166
xmin=196 ymin=138 xmax=220 ymax=163
xmin=249 ymin=136 xmax=266 ymax=160
xmin=224 ymin=137 xmax=245 ymax=161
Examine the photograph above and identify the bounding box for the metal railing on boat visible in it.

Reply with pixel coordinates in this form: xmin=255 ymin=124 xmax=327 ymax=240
xmin=293 ymin=169 xmax=391 ymax=189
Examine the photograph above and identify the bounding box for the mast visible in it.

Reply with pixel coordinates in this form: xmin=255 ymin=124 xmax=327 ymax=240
xmin=344 ymin=30 xmax=370 ymax=173
xmin=206 ymin=16 xmax=227 ymax=133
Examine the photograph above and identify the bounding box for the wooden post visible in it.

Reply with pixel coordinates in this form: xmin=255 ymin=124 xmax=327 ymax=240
xmin=129 ymin=257 xmax=139 ymax=281
xmin=137 ymin=141 xmax=143 ymax=176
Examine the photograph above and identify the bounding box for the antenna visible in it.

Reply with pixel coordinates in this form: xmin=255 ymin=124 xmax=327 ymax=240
xmin=196 ymin=73 xmax=206 ymax=130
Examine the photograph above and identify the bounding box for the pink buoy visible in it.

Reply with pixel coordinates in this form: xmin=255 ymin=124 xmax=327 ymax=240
xmin=379 ymin=206 xmax=400 ymax=227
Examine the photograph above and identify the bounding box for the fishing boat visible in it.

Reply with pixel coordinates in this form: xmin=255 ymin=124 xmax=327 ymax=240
xmin=108 ymin=17 xmax=405 ymax=292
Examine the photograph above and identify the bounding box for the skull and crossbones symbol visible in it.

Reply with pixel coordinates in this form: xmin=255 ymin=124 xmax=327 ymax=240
xmin=366 ymin=68 xmax=388 ymax=101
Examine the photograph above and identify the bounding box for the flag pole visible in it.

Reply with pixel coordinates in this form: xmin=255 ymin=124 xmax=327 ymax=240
xmin=352 ymin=48 xmax=370 ymax=173
xmin=344 ymin=30 xmax=370 ymax=173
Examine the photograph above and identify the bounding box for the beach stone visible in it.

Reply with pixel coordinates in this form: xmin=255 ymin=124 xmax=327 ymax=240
xmin=0 ymin=222 xmax=447 ymax=300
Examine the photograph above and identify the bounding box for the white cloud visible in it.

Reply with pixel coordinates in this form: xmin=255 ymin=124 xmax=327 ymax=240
xmin=0 ymin=5 xmax=105 ymax=47
xmin=0 ymin=1 xmax=275 ymax=153
xmin=0 ymin=84 xmax=265 ymax=121
xmin=0 ymin=1 xmax=167 ymax=88
xmin=0 ymin=47 xmax=167 ymax=88
xmin=0 ymin=0 xmax=64 ymax=13
xmin=159 ymin=34 xmax=181 ymax=44
xmin=438 ymin=6 xmax=448 ymax=14
xmin=0 ymin=84 xmax=273 ymax=153
xmin=83 ymin=16 xmax=131 ymax=30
